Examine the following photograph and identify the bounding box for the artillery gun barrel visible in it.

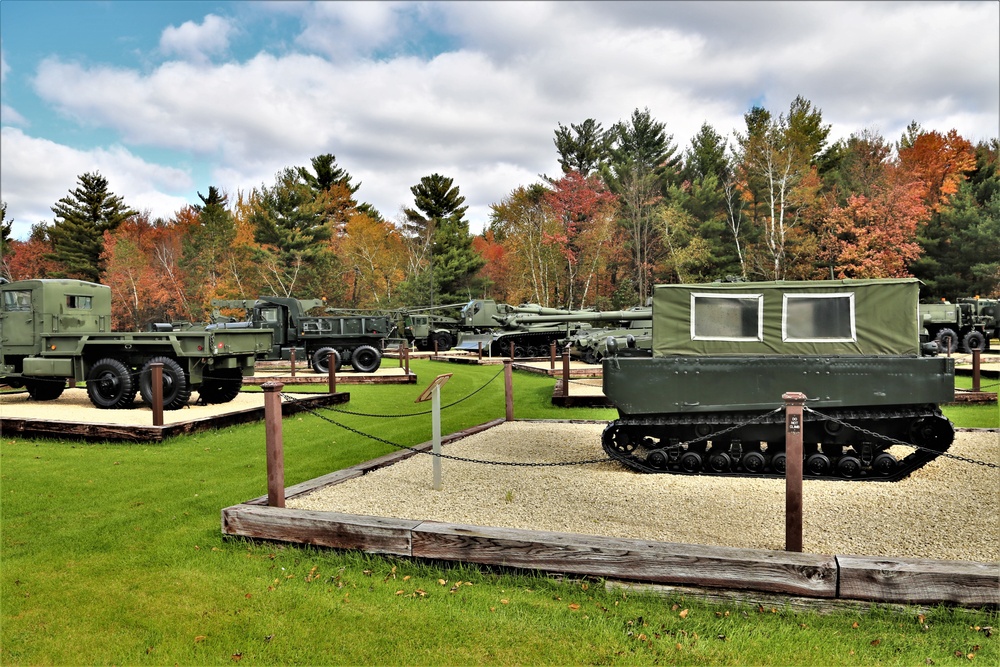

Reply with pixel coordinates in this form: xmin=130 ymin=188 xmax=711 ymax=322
xmin=504 ymin=310 xmax=652 ymax=325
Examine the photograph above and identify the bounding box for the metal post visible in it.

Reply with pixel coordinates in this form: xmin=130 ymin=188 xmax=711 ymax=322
xmin=328 ymin=355 xmax=336 ymax=394
xmin=432 ymin=383 xmax=442 ymax=490
xmin=562 ymin=348 xmax=571 ymax=398
xmin=262 ymin=381 xmax=285 ymax=508
xmin=782 ymin=392 xmax=806 ymax=553
xmin=972 ymin=348 xmax=981 ymax=392
xmin=503 ymin=359 xmax=514 ymax=421
xmin=289 ymin=347 xmax=296 ymax=377
xmin=151 ymin=362 xmax=163 ymax=426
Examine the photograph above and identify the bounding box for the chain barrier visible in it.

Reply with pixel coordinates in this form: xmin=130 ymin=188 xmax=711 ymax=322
xmin=803 ymin=407 xmax=999 ymax=470
xmin=279 ymin=391 xmax=612 ymax=468
xmin=314 ymin=366 xmax=507 ymax=418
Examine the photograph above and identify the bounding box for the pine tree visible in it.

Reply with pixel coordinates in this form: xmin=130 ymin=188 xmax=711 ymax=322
xmin=401 ymin=174 xmax=484 ymax=306
xmin=47 ymin=172 xmax=136 ymax=282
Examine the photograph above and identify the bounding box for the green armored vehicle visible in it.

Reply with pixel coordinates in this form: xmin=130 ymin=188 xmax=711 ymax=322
xmin=1 ymin=279 xmax=271 ymax=410
xmin=602 ymin=278 xmax=955 ymax=481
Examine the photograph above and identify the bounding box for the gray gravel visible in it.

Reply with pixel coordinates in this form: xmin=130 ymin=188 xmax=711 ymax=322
xmin=288 ymin=423 xmax=1000 ymax=563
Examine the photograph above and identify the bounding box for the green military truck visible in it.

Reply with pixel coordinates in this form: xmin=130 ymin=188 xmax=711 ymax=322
xmin=1 ymin=279 xmax=272 ymax=410
xmin=209 ymin=297 xmax=392 ymax=373
xmin=919 ymin=297 xmax=998 ymax=352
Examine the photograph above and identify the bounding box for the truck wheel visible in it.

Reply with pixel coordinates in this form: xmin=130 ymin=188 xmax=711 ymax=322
xmin=935 ymin=328 xmax=958 ymax=353
xmin=87 ymin=358 xmax=138 ymax=409
xmin=199 ymin=369 xmax=243 ymax=404
xmin=311 ymin=347 xmax=342 ymax=374
xmin=434 ymin=331 xmax=453 ymax=352
xmin=24 ymin=377 xmax=66 ymax=401
xmin=350 ymin=345 xmax=382 ymax=373
xmin=139 ymin=356 xmax=191 ymax=410
xmin=962 ymin=330 xmax=986 ymax=352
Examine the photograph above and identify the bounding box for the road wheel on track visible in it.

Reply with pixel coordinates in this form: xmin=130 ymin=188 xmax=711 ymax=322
xmin=707 ymin=450 xmax=731 ymax=473
xmin=871 ymin=452 xmax=897 ymax=476
xmin=139 ymin=356 xmax=191 ymax=410
xmin=836 ymin=455 xmax=863 ymax=478
xmin=805 ymin=453 xmax=831 ymax=476
xmin=199 ymin=368 xmax=243 ymax=404
xmin=350 ymin=345 xmax=382 ymax=373
xmin=87 ymin=358 xmax=137 ymax=409
xmin=24 ymin=377 xmax=66 ymax=401
xmin=740 ymin=450 xmax=766 ymax=473
xmin=311 ymin=346 xmax=342 ymax=374
xmin=679 ymin=451 xmax=703 ymax=473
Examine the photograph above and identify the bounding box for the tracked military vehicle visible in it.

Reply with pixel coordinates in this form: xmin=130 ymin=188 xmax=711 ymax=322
xmin=601 ymin=278 xmax=955 ymax=481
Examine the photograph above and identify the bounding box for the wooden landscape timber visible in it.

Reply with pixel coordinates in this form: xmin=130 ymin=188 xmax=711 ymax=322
xmin=0 ymin=390 xmax=349 ymax=443
xmin=220 ymin=418 xmax=1000 ymax=609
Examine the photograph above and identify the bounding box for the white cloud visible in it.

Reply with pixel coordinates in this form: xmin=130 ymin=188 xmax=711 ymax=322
xmin=159 ymin=14 xmax=234 ymax=63
xmin=0 ymin=128 xmax=192 ymax=239
xmin=4 ymin=1 xmax=998 ymax=239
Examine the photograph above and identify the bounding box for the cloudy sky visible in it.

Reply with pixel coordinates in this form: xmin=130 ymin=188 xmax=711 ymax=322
xmin=1 ymin=1 xmax=997 ymax=240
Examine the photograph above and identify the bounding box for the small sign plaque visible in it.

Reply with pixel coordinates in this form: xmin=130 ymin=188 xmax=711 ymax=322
xmin=416 ymin=373 xmax=453 ymax=402
xmin=787 ymin=414 xmax=801 ymax=433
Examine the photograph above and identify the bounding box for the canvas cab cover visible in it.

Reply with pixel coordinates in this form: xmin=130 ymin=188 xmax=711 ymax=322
xmin=651 ymin=278 xmax=921 ymax=357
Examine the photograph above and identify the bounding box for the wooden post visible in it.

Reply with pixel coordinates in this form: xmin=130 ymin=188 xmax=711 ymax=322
xmin=509 ymin=341 xmax=515 ymax=359
xmin=550 ymin=341 xmax=556 ymax=370
xmin=150 ymin=362 xmax=163 ymax=427
xmin=477 ymin=341 xmax=483 ymax=361
xmin=289 ymin=348 xmax=296 ymax=377
xmin=262 ymin=381 xmax=285 ymax=508
xmin=561 ymin=348 xmax=571 ymax=398
xmin=503 ymin=359 xmax=514 ymax=421
xmin=972 ymin=348 xmax=981 ymax=392
xmin=782 ymin=392 xmax=806 ymax=553
xmin=328 ymin=354 xmax=336 ymax=394
xmin=434 ymin=338 xmax=439 ymax=358
xmin=404 ymin=345 xmax=410 ymax=375
xmin=398 ymin=344 xmax=403 ymax=368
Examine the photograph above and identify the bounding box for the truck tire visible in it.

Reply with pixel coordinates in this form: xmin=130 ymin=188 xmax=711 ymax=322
xmin=87 ymin=358 xmax=138 ymax=409
xmin=139 ymin=356 xmax=191 ymax=410
xmin=962 ymin=330 xmax=986 ymax=352
xmin=24 ymin=377 xmax=66 ymax=401
xmin=199 ymin=368 xmax=243 ymax=404
xmin=935 ymin=328 xmax=958 ymax=354
xmin=434 ymin=331 xmax=453 ymax=352
xmin=350 ymin=345 xmax=382 ymax=373
xmin=311 ymin=347 xmax=342 ymax=374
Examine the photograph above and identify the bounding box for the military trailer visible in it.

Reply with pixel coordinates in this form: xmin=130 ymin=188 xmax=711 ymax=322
xmin=0 ymin=279 xmax=271 ymax=410
xmin=602 ymin=278 xmax=955 ymax=481
xmin=209 ymin=297 xmax=392 ymax=373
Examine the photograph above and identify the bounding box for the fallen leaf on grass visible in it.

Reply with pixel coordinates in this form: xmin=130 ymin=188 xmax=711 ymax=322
xmin=871 ymin=639 xmax=881 ymax=646
xmin=852 ymin=622 xmax=859 ymax=629
xmin=231 ymin=653 xmax=242 ymax=662
xmin=194 ymin=636 xmax=207 ymax=643
xmin=679 ymin=609 xmax=689 ymax=619
xmin=568 ymin=603 xmax=580 ymax=611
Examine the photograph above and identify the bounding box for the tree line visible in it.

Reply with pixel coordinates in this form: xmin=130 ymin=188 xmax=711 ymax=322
xmin=1 ymin=95 xmax=997 ymax=329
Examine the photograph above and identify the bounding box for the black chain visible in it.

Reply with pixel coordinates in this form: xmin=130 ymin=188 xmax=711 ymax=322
xmin=279 ymin=393 xmax=612 ymax=468
xmin=803 ymin=407 xmax=1000 ymax=469
xmin=317 ymin=366 xmax=506 ymax=418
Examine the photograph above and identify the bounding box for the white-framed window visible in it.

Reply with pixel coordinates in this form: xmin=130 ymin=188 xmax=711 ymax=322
xmin=690 ymin=293 xmax=763 ymax=341
xmin=3 ymin=290 xmax=32 ymax=311
xmin=782 ymin=293 xmax=856 ymax=342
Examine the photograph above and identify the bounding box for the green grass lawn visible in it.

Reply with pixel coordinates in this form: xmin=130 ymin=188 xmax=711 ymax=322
xmin=1 ymin=359 xmax=996 ymax=665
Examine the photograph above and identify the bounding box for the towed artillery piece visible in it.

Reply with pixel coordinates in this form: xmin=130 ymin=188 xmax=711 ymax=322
xmin=1 ymin=279 xmax=271 ymax=410
xmin=601 ymin=278 xmax=955 ymax=481
xmin=207 ymin=297 xmax=392 ymax=373
xmin=454 ymin=302 xmax=604 ymax=358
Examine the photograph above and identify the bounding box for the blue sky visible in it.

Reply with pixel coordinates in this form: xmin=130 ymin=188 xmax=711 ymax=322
xmin=2 ymin=1 xmax=998 ymax=240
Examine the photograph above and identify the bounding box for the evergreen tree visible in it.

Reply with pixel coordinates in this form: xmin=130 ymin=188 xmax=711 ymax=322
xmin=553 ymin=119 xmax=612 ymax=176
xmin=47 ymin=172 xmax=136 ymax=282
xmin=296 ymin=153 xmax=359 ymax=196
xmin=181 ymin=186 xmax=238 ymax=310
xmin=401 ymin=174 xmax=484 ymax=306
xmin=0 ymin=201 xmax=12 ymax=281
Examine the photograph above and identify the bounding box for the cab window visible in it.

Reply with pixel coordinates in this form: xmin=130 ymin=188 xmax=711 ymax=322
xmin=66 ymin=295 xmax=92 ymax=309
xmin=3 ymin=290 xmax=32 ymax=312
